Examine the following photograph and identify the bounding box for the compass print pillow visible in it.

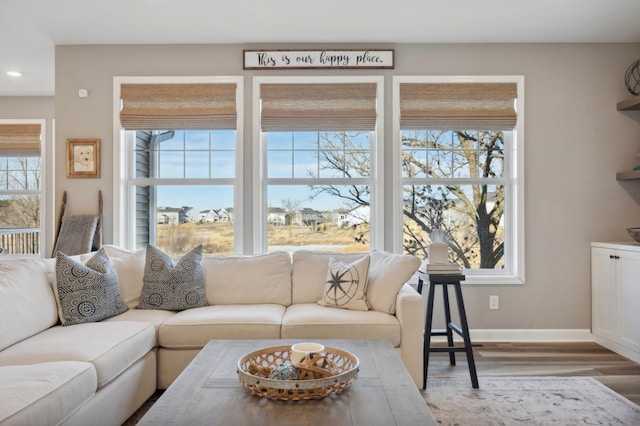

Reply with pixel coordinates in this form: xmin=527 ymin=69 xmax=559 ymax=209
xmin=318 ymin=255 xmax=370 ymax=311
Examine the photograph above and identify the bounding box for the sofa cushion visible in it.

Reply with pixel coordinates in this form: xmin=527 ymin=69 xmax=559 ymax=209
xmin=0 ymin=361 xmax=97 ymax=426
xmin=104 ymin=308 xmax=176 ymax=345
xmin=367 ymin=250 xmax=421 ymax=314
xmin=202 ymin=251 xmax=292 ymax=305
xmin=318 ymin=256 xmax=370 ymax=311
xmin=281 ymin=303 xmax=400 ymax=346
xmin=93 ymin=245 xmax=146 ymax=308
xmin=159 ymin=304 xmax=286 ymax=348
xmin=291 ymin=250 xmax=368 ymax=304
xmin=0 ymin=260 xmax=58 ymax=351
xmin=0 ymin=321 xmax=155 ymax=389
xmin=55 ymin=249 xmax=128 ymax=326
xmin=138 ymin=244 xmax=207 ymax=311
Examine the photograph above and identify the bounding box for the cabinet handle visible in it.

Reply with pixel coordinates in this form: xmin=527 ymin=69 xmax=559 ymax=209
xmin=609 ymin=255 xmax=620 ymax=260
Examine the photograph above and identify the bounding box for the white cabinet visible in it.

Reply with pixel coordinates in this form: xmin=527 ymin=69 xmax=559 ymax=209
xmin=591 ymin=242 xmax=640 ymax=363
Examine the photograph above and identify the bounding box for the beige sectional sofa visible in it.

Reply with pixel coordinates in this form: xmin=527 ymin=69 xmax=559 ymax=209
xmin=0 ymin=245 xmax=423 ymax=425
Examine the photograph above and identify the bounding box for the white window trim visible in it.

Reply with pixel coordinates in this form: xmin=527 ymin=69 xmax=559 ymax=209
xmin=392 ymin=75 xmax=525 ymax=285
xmin=112 ymin=76 xmax=244 ymax=252
xmin=252 ymin=76 xmax=384 ymax=254
xmin=0 ymin=118 xmax=49 ymax=258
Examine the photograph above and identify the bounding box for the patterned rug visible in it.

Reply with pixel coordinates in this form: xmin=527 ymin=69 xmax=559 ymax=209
xmin=422 ymin=377 xmax=640 ymax=425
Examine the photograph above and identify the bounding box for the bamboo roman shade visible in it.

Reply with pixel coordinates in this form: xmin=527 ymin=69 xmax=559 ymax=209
xmin=400 ymin=82 xmax=518 ymax=130
xmin=0 ymin=124 xmax=41 ymax=156
xmin=120 ymin=83 xmax=237 ymax=130
xmin=260 ymin=83 xmax=377 ymax=132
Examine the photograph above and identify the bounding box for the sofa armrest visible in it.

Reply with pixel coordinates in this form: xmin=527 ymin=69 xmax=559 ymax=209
xmin=395 ymin=283 xmax=424 ymax=387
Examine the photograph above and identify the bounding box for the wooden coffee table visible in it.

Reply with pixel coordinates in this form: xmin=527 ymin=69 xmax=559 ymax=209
xmin=138 ymin=339 xmax=436 ymax=425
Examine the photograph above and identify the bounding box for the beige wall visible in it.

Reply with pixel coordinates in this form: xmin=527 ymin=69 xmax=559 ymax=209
xmin=32 ymin=42 xmax=640 ymax=331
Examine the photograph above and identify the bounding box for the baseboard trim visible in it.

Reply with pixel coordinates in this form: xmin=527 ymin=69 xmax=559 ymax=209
xmin=472 ymin=329 xmax=594 ymax=342
xmin=430 ymin=329 xmax=594 ymax=343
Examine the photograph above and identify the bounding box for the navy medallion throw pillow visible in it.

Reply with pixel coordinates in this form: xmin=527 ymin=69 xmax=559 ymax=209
xmin=55 ymin=248 xmax=128 ymax=326
xmin=137 ymin=244 xmax=207 ymax=311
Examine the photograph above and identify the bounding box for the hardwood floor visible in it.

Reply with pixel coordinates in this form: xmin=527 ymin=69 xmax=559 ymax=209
xmin=425 ymin=341 xmax=640 ymax=405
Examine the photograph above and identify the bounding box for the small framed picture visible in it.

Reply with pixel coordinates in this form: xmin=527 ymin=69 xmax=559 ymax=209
xmin=67 ymin=139 xmax=100 ymax=178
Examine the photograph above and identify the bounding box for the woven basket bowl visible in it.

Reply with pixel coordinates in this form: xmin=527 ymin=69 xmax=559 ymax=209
xmin=237 ymin=344 xmax=359 ymax=400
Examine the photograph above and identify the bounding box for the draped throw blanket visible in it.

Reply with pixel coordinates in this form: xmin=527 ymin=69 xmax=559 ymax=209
xmin=52 ymin=215 xmax=99 ymax=256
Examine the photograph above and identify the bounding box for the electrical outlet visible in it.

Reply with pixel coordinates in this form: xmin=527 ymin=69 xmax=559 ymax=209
xmin=489 ymin=295 xmax=499 ymax=310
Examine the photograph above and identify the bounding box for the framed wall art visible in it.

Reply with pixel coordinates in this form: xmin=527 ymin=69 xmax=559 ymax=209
xmin=243 ymin=49 xmax=395 ymax=70
xmin=67 ymin=138 xmax=100 ymax=178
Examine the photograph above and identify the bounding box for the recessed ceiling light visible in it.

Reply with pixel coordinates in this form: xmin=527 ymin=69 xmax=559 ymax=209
xmin=6 ymin=71 xmax=22 ymax=77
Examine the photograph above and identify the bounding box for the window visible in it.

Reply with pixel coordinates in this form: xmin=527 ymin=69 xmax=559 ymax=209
xmin=114 ymin=77 xmax=242 ymax=256
xmin=254 ymin=77 xmax=383 ymax=253
xmin=393 ymin=77 xmax=524 ymax=284
xmin=0 ymin=121 xmax=44 ymax=255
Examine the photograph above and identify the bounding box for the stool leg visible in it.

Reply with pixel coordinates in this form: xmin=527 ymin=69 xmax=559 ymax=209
xmin=441 ymin=284 xmax=456 ymax=366
xmin=423 ymin=281 xmax=436 ymax=389
xmin=453 ymin=282 xmax=479 ymax=388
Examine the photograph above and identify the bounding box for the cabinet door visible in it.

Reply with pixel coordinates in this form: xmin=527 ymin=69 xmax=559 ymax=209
xmin=618 ymin=249 xmax=640 ymax=352
xmin=591 ymin=247 xmax=617 ymax=341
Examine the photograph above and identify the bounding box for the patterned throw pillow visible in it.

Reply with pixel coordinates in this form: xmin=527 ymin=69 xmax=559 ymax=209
xmin=137 ymin=245 xmax=207 ymax=311
xmin=55 ymin=248 xmax=128 ymax=326
xmin=318 ymin=255 xmax=370 ymax=311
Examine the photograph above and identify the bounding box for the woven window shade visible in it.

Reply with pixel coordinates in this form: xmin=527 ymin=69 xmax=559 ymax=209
xmin=261 ymin=83 xmax=377 ymax=132
xmin=0 ymin=124 xmax=41 ymax=156
xmin=120 ymin=83 xmax=237 ymax=130
xmin=400 ymin=82 xmax=517 ymax=130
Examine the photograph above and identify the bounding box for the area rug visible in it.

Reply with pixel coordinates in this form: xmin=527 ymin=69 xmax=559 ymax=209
xmin=422 ymin=377 xmax=640 ymax=425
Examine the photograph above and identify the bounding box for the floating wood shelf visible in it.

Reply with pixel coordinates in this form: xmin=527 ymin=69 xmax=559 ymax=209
xmin=617 ymin=170 xmax=640 ymax=181
xmin=617 ymin=97 xmax=640 ymax=111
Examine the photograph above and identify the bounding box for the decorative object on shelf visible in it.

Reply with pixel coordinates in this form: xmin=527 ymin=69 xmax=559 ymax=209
xmin=625 ymin=59 xmax=640 ymax=96
xmin=427 ymin=230 xmax=462 ymax=273
xmin=237 ymin=344 xmax=359 ymax=400
xmin=427 ymin=262 xmax=463 ymax=274
xmin=428 ymin=230 xmax=449 ymax=264
xmin=66 ymin=138 xmax=100 ymax=178
xmin=626 ymin=227 xmax=640 ymax=243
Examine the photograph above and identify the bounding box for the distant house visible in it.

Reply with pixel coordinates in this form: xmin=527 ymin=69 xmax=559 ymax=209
xmin=333 ymin=205 xmax=370 ymax=228
xmin=216 ymin=207 xmax=233 ymax=222
xmin=157 ymin=206 xmax=192 ymax=225
xmin=199 ymin=209 xmax=219 ymax=222
xmin=268 ymin=207 xmax=287 ymax=226
xmin=301 ymin=208 xmax=323 ymax=226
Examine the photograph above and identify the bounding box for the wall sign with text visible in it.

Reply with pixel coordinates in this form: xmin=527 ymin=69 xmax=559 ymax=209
xmin=243 ymin=49 xmax=394 ymax=70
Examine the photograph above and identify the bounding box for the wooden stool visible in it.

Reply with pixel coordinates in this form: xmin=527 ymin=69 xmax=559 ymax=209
xmin=418 ymin=273 xmax=479 ymax=389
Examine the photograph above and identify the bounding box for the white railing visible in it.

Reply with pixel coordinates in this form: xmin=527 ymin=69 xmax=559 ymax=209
xmin=0 ymin=228 xmax=40 ymax=255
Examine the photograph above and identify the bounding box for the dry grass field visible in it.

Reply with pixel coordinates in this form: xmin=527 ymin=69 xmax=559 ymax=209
xmin=156 ymin=221 xmax=369 ymax=256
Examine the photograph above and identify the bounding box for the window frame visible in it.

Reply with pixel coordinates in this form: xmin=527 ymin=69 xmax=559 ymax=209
xmin=392 ymin=75 xmax=525 ymax=285
xmin=252 ymin=76 xmax=385 ymax=253
xmin=112 ymin=76 xmax=244 ymax=252
xmin=0 ymin=118 xmax=47 ymax=257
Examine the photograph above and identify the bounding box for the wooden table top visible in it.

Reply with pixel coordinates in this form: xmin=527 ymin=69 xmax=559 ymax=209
xmin=138 ymin=339 xmax=436 ymax=426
